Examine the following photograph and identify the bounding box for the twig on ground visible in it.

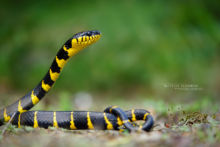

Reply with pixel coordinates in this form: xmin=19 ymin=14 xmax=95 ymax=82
xmin=1 ymin=112 xmax=17 ymax=136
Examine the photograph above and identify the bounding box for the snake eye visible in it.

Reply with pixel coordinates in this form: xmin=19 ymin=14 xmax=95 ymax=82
xmin=72 ymin=31 xmax=100 ymax=40
xmin=87 ymin=31 xmax=92 ymax=36
xmin=92 ymin=30 xmax=100 ymax=36
xmin=86 ymin=31 xmax=100 ymax=37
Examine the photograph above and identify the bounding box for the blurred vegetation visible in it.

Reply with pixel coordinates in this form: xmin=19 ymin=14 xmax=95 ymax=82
xmin=0 ymin=1 xmax=220 ymax=145
xmin=0 ymin=0 xmax=220 ymax=105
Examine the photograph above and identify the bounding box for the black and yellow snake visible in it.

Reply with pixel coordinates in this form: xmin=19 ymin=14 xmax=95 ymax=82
xmin=0 ymin=31 xmax=154 ymax=132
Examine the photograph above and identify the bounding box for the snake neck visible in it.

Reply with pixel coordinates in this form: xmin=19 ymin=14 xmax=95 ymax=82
xmin=0 ymin=31 xmax=101 ymax=124
xmin=0 ymin=46 xmax=74 ymax=122
xmin=0 ymin=45 xmax=91 ymax=123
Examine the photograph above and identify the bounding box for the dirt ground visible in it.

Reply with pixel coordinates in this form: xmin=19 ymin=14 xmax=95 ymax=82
xmin=0 ymin=112 xmax=219 ymax=147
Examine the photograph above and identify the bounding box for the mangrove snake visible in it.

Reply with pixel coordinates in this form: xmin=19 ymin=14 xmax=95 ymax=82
xmin=0 ymin=31 xmax=154 ymax=132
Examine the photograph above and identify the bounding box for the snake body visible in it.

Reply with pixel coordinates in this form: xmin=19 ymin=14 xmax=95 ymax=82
xmin=0 ymin=31 xmax=154 ymax=132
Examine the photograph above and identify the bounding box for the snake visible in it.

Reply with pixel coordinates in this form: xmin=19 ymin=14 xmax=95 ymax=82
xmin=0 ymin=31 xmax=154 ymax=132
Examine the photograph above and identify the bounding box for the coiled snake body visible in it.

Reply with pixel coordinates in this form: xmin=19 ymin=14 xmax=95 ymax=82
xmin=0 ymin=31 xmax=154 ymax=132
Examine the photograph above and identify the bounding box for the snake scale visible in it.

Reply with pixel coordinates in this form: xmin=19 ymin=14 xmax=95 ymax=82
xmin=0 ymin=31 xmax=154 ymax=132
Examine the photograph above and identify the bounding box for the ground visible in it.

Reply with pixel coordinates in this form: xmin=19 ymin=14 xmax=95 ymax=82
xmin=0 ymin=97 xmax=219 ymax=147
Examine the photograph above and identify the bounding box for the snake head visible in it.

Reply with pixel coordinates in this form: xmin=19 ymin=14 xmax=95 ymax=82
xmin=63 ymin=30 xmax=101 ymax=57
xmin=68 ymin=30 xmax=101 ymax=49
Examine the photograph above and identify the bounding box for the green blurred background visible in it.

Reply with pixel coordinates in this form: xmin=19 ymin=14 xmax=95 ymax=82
xmin=0 ymin=0 xmax=219 ymax=112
